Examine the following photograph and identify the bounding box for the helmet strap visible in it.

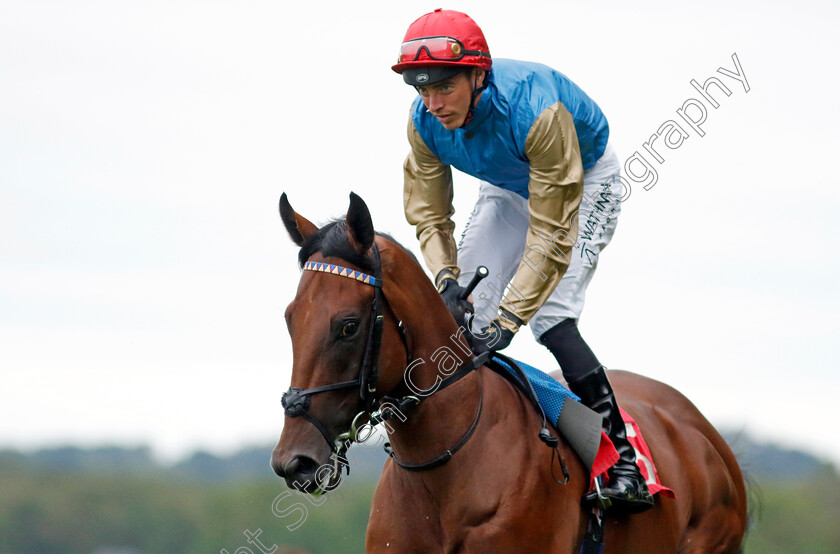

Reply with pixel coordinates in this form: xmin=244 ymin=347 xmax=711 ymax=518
xmin=461 ymin=69 xmax=487 ymax=128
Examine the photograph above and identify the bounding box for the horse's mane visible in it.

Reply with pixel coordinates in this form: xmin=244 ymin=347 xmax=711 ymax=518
xmin=298 ymin=219 xmax=419 ymax=272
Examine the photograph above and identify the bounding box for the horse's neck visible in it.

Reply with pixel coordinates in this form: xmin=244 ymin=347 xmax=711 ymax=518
xmin=378 ymin=242 xmax=566 ymax=490
xmin=379 ymin=241 xmax=473 ymax=393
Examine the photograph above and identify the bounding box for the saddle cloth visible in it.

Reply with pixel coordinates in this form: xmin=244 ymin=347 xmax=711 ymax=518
xmin=611 ymin=409 xmax=675 ymax=498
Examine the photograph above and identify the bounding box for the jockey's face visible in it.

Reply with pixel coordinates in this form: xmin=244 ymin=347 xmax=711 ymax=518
xmin=416 ymin=69 xmax=485 ymax=130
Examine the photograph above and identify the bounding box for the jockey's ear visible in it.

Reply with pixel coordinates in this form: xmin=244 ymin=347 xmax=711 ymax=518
xmin=346 ymin=192 xmax=375 ymax=254
xmin=474 ymin=68 xmax=486 ymax=88
xmin=279 ymin=193 xmax=319 ymax=246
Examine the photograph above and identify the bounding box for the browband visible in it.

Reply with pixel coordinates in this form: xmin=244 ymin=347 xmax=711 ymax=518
xmin=303 ymin=261 xmax=380 ymax=288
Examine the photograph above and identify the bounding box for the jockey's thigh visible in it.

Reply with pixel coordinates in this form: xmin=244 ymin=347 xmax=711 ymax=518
xmin=457 ymin=183 xmax=531 ymax=331
xmin=457 ymin=142 xmax=623 ymax=337
xmin=529 ymin=142 xmax=622 ymax=340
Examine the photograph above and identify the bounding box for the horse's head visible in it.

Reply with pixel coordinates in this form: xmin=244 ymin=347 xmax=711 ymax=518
xmin=271 ymin=192 xmax=444 ymax=493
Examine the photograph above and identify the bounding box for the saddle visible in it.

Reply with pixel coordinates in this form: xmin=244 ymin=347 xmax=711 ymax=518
xmin=486 ymin=353 xmax=611 ymax=475
xmin=488 ymin=354 xmax=674 ymax=500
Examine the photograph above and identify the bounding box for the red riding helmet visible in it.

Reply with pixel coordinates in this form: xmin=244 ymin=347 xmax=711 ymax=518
xmin=392 ymin=9 xmax=491 ymax=86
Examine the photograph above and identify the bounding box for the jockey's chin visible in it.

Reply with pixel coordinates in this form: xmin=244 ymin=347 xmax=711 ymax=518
xmin=434 ymin=112 xmax=465 ymax=129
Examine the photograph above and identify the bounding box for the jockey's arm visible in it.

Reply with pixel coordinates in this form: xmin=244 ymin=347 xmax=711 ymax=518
xmin=403 ymin=117 xmax=459 ymax=285
xmin=498 ymin=102 xmax=584 ymax=331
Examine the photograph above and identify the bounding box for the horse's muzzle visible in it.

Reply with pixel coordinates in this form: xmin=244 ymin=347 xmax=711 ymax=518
xmin=271 ymin=450 xmax=323 ymax=493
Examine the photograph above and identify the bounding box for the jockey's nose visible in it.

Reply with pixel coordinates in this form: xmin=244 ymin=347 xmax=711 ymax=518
xmin=427 ymin=92 xmax=444 ymax=113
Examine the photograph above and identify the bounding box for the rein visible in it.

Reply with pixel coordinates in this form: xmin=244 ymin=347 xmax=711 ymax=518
xmin=281 ymin=244 xmax=487 ymax=476
xmin=382 ymin=357 xmax=487 ymax=471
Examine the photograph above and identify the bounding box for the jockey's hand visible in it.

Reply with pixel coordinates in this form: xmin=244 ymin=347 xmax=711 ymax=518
xmin=468 ymin=318 xmax=515 ymax=356
xmin=438 ymin=276 xmax=474 ymax=326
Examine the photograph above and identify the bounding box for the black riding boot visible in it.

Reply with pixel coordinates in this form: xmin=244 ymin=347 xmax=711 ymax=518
xmin=568 ymin=366 xmax=655 ymax=514
xmin=540 ymin=319 xmax=654 ymax=513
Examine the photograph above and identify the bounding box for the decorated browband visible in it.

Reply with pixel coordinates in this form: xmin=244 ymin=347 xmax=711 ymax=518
xmin=303 ymin=261 xmax=379 ymax=288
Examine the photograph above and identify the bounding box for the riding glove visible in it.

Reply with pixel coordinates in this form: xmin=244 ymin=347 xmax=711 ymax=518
xmin=468 ymin=318 xmax=515 ymax=356
xmin=437 ymin=272 xmax=474 ymax=326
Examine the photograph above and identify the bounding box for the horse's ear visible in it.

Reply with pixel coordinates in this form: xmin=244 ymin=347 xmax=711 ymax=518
xmin=346 ymin=192 xmax=375 ymax=253
xmin=279 ymin=193 xmax=318 ymax=246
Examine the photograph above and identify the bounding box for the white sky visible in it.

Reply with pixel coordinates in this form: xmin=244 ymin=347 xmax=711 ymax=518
xmin=2 ymin=0 xmax=838 ymax=467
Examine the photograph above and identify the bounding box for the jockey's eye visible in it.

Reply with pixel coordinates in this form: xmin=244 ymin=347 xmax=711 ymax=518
xmin=340 ymin=321 xmax=360 ymax=339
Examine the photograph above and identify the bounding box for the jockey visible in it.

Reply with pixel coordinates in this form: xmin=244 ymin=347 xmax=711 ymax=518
xmin=393 ymin=9 xmax=654 ymax=514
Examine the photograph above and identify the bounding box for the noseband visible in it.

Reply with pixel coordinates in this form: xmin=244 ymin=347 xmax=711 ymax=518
xmin=281 ymin=244 xmax=391 ymax=456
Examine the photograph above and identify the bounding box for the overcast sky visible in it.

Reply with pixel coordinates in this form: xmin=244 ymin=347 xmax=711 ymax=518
xmin=2 ymin=0 xmax=838 ymax=467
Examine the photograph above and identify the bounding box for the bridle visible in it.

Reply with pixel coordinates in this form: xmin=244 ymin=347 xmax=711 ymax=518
xmin=280 ymin=242 xmax=489 ymax=481
xmin=281 ymin=244 xmax=390 ymax=456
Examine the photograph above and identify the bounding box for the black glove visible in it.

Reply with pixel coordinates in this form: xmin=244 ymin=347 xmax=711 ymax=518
xmin=468 ymin=319 xmax=515 ymax=356
xmin=438 ymin=276 xmax=474 ymax=327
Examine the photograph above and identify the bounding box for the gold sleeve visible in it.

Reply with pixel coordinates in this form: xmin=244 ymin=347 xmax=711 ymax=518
xmin=403 ymin=116 xmax=460 ymax=281
xmin=499 ymin=101 xmax=584 ymax=329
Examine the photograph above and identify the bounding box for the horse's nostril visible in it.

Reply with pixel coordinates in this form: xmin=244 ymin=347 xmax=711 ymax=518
xmin=284 ymin=456 xmax=302 ymax=478
xmin=289 ymin=455 xmax=320 ymax=477
xmin=271 ymin=449 xmax=289 ymax=477
xmin=279 ymin=455 xmax=321 ymax=492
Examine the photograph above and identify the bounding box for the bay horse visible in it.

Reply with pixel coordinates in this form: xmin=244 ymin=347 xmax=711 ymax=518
xmin=271 ymin=192 xmax=747 ymax=553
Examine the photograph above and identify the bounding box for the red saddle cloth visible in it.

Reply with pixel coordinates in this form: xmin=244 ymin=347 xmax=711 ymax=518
xmin=589 ymin=408 xmax=675 ymax=498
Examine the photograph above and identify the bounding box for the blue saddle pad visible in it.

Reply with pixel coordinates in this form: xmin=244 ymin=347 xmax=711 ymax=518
xmin=491 ymin=356 xmax=580 ymax=426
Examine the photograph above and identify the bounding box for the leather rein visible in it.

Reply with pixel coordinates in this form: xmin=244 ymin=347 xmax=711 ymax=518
xmin=281 ymin=243 xmax=487 ymax=475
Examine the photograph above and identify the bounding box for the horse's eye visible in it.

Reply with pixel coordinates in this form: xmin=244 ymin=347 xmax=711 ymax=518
xmin=340 ymin=321 xmax=359 ymax=338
